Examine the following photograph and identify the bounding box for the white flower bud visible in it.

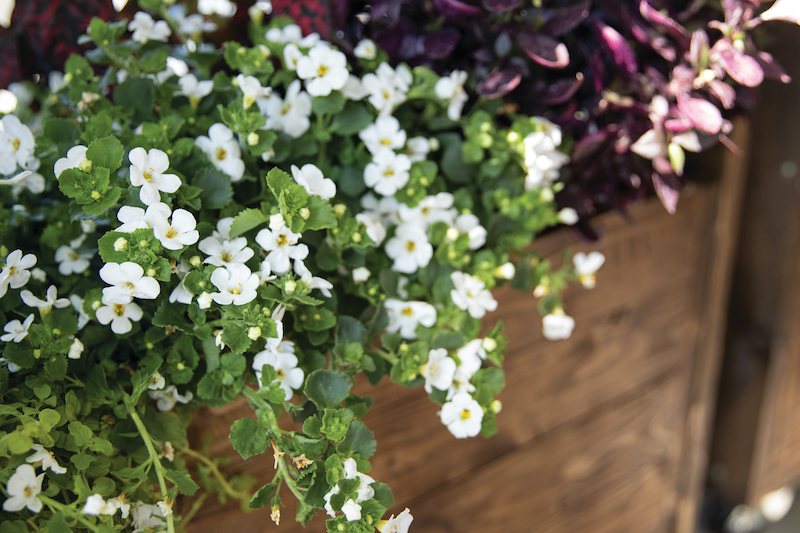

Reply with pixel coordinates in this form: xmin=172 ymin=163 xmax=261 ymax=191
xmin=114 ymin=237 xmax=128 ymax=252
xmin=68 ymin=338 xmax=84 ymax=360
xmin=352 ymin=267 xmax=371 ymax=283
xmin=533 ymin=284 xmax=549 ymax=298
xmin=557 ymin=208 xmax=579 ymax=225
xmin=300 ymin=207 xmax=310 ymax=220
xmin=80 ymin=219 xmax=97 ymax=233
xmin=190 ymin=255 xmax=202 ymax=267
xmin=334 ymin=204 xmax=347 ymax=217
xmin=31 ymin=268 xmax=46 ymax=282
xmin=491 ymin=400 xmax=502 ymax=414
xmin=539 ymin=188 xmax=554 ymax=202
xmin=428 ymin=137 xmax=440 ymax=151
xmin=198 ymin=292 xmax=213 ymax=309
xmin=247 ymin=132 xmax=260 ymax=146
xmin=248 ymin=327 xmax=261 ymax=340
xmin=285 ymin=280 xmax=297 ymax=294
xmin=269 ymin=213 xmax=285 ymax=230
xmin=445 ymin=227 xmax=460 ymax=242
xmin=494 ymin=262 xmax=516 ymax=280
xmin=146 ymin=268 xmax=156 ymax=277
xmin=481 ymin=337 xmax=498 ymax=351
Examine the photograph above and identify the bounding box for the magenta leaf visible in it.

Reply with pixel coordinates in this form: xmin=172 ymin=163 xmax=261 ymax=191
xmin=517 ymin=32 xmax=570 ymax=69
xmin=538 ymin=73 xmax=584 ymax=105
xmin=652 ymin=173 xmax=679 ymax=214
xmin=592 ymin=20 xmax=638 ymax=78
xmin=756 ymin=51 xmax=792 ymax=83
xmin=677 ymin=93 xmax=723 ymax=134
xmin=718 ymin=45 xmax=764 ymax=87
xmin=540 ymin=2 xmax=591 ymax=37
xmin=476 ymin=67 xmax=521 ymax=98
xmin=481 ymin=0 xmax=520 ymax=13
xmin=638 ymin=0 xmax=689 ymax=45
xmin=432 ymin=0 xmax=483 ymax=18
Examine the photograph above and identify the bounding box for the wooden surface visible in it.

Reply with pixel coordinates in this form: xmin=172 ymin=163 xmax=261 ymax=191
xmin=708 ymin=24 xmax=800 ymax=508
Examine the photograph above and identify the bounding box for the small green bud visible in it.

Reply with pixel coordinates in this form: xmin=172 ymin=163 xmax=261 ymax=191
xmin=190 ymin=255 xmax=202 ymax=267
xmin=247 ymin=132 xmax=259 ymax=146
xmin=114 ymin=238 xmax=128 ymax=252
xmin=91 ymin=190 xmax=101 ymax=200
xmin=300 ymin=207 xmax=310 ymax=220
xmin=79 ymin=160 xmax=93 ymax=173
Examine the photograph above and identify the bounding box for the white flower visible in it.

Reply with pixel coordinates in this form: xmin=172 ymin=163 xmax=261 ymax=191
xmin=399 ymin=192 xmax=457 ymax=228
xmin=296 ymin=44 xmax=349 ymax=97
xmin=259 ymin=80 xmax=312 ymax=138
xmin=495 ymin=262 xmax=516 ymax=280
xmin=324 ymin=458 xmax=375 ymax=520
xmin=178 ymin=74 xmax=214 ymax=103
xmin=542 ymin=311 xmax=575 ymax=340
xmin=265 ymin=24 xmax=315 ymax=45
xmin=156 ymin=501 xmax=173 ymax=516
xmin=404 ymin=136 xmax=430 ymax=163
xmin=68 ymin=338 xmax=84 ymax=360
xmin=385 ymin=224 xmax=433 ymax=274
xmin=378 ymin=508 xmax=414 ymax=533
xmin=148 ymin=371 xmax=165 ymax=391
xmin=341 ymin=500 xmax=362 ymax=521
xmin=70 ymin=295 xmax=91 ymax=330
xmin=355 ymin=212 xmax=386 ymax=246
xmin=252 ymin=346 xmax=304 ymax=401
xmin=209 ymin=265 xmax=260 ymax=305
xmin=1 ymin=314 xmax=34 ymax=342
xmin=354 ymin=39 xmax=377 ymax=59
xmin=449 ymin=339 xmax=485 ymax=399
xmin=294 ymin=260 xmax=334 ymax=298
xmin=115 ymin=202 xmax=172 ymax=233
xmin=249 ymin=0 xmax=273 ymax=19
xmin=364 ymin=148 xmax=412 ymax=196
xmin=760 ymin=0 xmax=800 ymax=24
xmin=149 ymin=385 xmax=193 ymax=411
xmin=128 ymin=147 xmax=182 ymax=205
xmin=55 ymin=244 xmax=93 ymax=275
xmin=255 ymin=221 xmax=308 ymax=275
xmin=107 ymin=497 xmax=130 ymax=519
xmin=282 ymin=43 xmax=304 ymax=71
xmin=522 ymin=123 xmax=569 ymax=190
xmin=83 ymin=494 xmax=107 ymax=515
xmin=352 ymin=267 xmax=371 ymax=283
xmin=99 ymin=262 xmax=160 ymax=304
xmin=195 ymin=123 xmax=245 ymax=181
xmin=557 ymin=208 xmax=579 ymax=225
xmin=291 ymin=163 xmax=336 ymax=199
xmin=26 ymin=444 xmax=67 ymax=475
xmin=131 ymin=502 xmax=166 ymax=533
xmin=361 ymin=192 xmax=401 ymax=228
xmin=450 ymin=272 xmax=497 ymax=319
xmin=96 ymin=296 xmax=143 ymax=334
xmin=359 ymin=116 xmax=407 ymax=156
xmin=3 ymin=464 xmax=44 ymax=513
xmin=341 ymin=75 xmax=370 ymax=100
xmin=199 ymin=235 xmax=254 ymax=267
xmin=128 ymin=12 xmax=171 ymax=43
xmin=0 ymin=115 xmax=35 ymax=173
xmin=440 ymin=391 xmax=483 ymax=438
xmin=178 ymin=14 xmax=217 ymax=35
xmin=435 ymin=70 xmax=469 ymax=121
xmin=384 ymin=299 xmax=437 ymax=339
xmin=20 ymin=286 xmax=70 ymax=315
xmin=236 ymin=74 xmax=270 ymax=110
xmin=153 ymin=209 xmax=199 ymax=250
xmin=454 ymin=213 xmax=487 ymax=249
xmin=362 ymin=63 xmax=411 ymax=116
xmin=30 ymin=268 xmax=46 ymax=283
xmin=169 ymin=260 xmax=194 ymax=305
xmin=421 ymin=348 xmax=457 ymax=394
xmin=197 ymin=0 xmax=237 ymax=17
xmin=573 ymin=251 xmax=605 ymax=289
xmin=0 ymin=249 xmax=36 ymax=298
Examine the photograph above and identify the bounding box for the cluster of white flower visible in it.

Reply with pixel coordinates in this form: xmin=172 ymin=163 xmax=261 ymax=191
xmin=0 ymin=115 xmax=44 ymax=197
xmin=324 ymin=458 xmax=376 ymax=522
xmin=521 ymin=119 xmax=570 ymax=190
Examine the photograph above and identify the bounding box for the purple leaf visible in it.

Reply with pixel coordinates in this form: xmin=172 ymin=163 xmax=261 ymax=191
xmin=517 ymin=31 xmax=570 ymax=69
xmin=664 ymin=118 xmax=694 ymax=132
xmin=432 ymin=0 xmax=483 ymax=18
xmin=708 ymin=79 xmax=737 ymax=109
xmin=717 ymin=45 xmax=764 ymax=87
xmin=538 ymin=73 xmax=585 ymax=105
xmin=756 ymin=51 xmax=792 ymax=83
xmin=540 ymin=2 xmax=591 ymax=37
xmin=423 ymin=28 xmax=461 ymax=59
xmin=639 ymin=0 xmax=689 ymax=45
xmin=591 ymin=19 xmax=638 ymax=79
xmin=481 ymin=0 xmax=520 ymax=13
xmin=677 ymin=93 xmax=723 ymax=134
xmin=652 ymin=173 xmax=679 ymax=214
xmin=476 ymin=67 xmax=521 ymax=99
xmin=571 ymin=130 xmax=610 ymax=162
xmin=630 ymin=25 xmax=676 ymax=62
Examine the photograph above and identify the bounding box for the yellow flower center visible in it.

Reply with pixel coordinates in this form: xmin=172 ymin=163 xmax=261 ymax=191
xmin=277 ymin=234 xmax=288 ymax=246
xmin=384 ymin=169 xmax=395 ymax=177
xmin=402 ymin=307 xmax=414 ymax=316
xmin=231 ymin=286 xmax=241 ymax=295
xmin=23 ymin=486 xmax=32 ymax=497
xmin=405 ymin=241 xmax=415 ymax=251
xmin=165 ymin=227 xmax=178 ymax=239
xmin=124 ymin=282 xmax=135 ymax=290
xmin=221 ymin=251 xmax=232 ymax=263
xmin=70 ymin=252 xmax=79 ymax=260
xmin=281 ymin=103 xmax=292 ymax=115
xmin=12 ymin=138 xmax=20 ymax=151
xmin=114 ymin=304 xmax=125 ymax=316
xmin=382 ymin=90 xmax=390 ymax=100
xmin=216 ymin=147 xmax=227 ymax=161
xmin=276 ymin=369 xmax=285 ymax=379
xmin=380 ymin=138 xmax=392 ymax=145
xmin=143 ymin=170 xmax=153 ymax=181
xmin=460 ymin=409 xmax=471 ymax=420
xmin=317 ymin=65 xmax=329 ymax=77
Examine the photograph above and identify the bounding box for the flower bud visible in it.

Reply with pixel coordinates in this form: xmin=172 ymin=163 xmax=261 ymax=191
xmin=284 ymin=280 xmax=296 ymax=294
xmin=91 ymin=191 xmax=101 ymax=200
xmin=533 ymin=284 xmax=549 ymax=298
xmin=539 ymin=188 xmax=554 ymax=202
xmin=247 ymin=132 xmax=259 ymax=146
xmin=428 ymin=137 xmax=440 ymax=151
xmin=482 ymin=337 xmax=497 ymax=351
xmin=269 ymin=212 xmax=285 ymax=230
xmin=248 ymin=327 xmax=261 ymax=340
xmin=352 ymin=232 xmax=362 ymax=243
xmin=147 ymin=268 xmax=156 ymax=277
xmin=198 ymin=292 xmax=213 ymax=309
xmin=80 ymin=219 xmax=97 ymax=234
xmin=445 ymin=227 xmax=460 ymax=242
xmin=333 ymin=204 xmax=347 ymax=217
xmin=114 ymin=237 xmax=128 ymax=252
xmin=352 ymin=267 xmax=370 ymax=282
xmin=557 ymin=208 xmax=579 ymax=225
xmin=491 ymin=400 xmax=503 ymax=414
xmin=494 ymin=262 xmax=516 ymax=280
xmin=91 ymin=300 xmax=102 ymax=310
xmin=189 ymin=255 xmax=202 ymax=267
xmin=300 ymin=207 xmax=310 ymax=220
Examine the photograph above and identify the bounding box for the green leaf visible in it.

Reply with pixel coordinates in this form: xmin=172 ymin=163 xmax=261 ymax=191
xmin=46 ymin=513 xmax=71 ymax=533
xmin=70 ymin=454 xmax=94 ymax=470
xmin=0 ymin=520 xmax=28 ymax=533
xmin=92 ymin=477 xmax=116 ymax=496
xmin=45 ymin=118 xmax=81 ymax=154
xmin=336 ymin=420 xmax=376 ymax=459
xmin=152 ymin=302 xmax=195 ymax=334
xmin=249 ymin=482 xmax=277 ymax=509
xmin=336 ymin=316 xmax=366 ymax=346
xmin=165 ymin=469 xmax=200 ymax=495
xmin=304 ymin=370 xmax=352 ymax=409
xmin=193 ymin=167 xmax=234 ymax=209
xmin=311 ymin=92 xmax=345 ymax=115
xmin=65 ymin=55 xmax=93 ymax=84
xmin=90 ymin=438 xmax=114 ymax=456
xmin=221 ymin=352 xmax=247 ymax=376
xmin=69 ymin=421 xmax=94 ymax=447
xmin=8 ymin=431 xmax=32 ymax=454
xmin=371 ymin=482 xmax=394 ymax=508
xmin=229 ymin=417 xmax=268 ymax=460
xmin=39 ymin=409 xmax=61 ymax=432
xmin=44 ymin=356 xmax=68 ymax=381
xmin=87 ymin=136 xmax=124 ymax=171
xmin=114 ymin=77 xmax=155 ymax=126
xmin=304 ymin=195 xmax=338 ymax=231
xmin=97 ymin=231 xmax=130 ymax=263
xmin=472 ymin=368 xmax=506 ymax=405
xmin=229 ymin=208 xmax=269 ymax=238
xmin=331 ymin=102 xmax=373 ymax=135
xmin=82 ymin=113 xmax=113 ymax=142
xmin=431 ymin=331 xmax=466 ymax=351
xmin=221 ymin=326 xmax=252 ymax=355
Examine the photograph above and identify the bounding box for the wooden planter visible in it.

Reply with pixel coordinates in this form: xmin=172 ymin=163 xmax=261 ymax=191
xmin=180 ymin=126 xmax=749 ymax=533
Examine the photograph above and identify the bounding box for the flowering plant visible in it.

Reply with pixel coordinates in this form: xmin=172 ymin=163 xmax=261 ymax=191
xmin=0 ymin=1 xmax=603 ymax=532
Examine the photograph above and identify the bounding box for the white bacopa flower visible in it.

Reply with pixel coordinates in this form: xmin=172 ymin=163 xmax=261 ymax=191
xmin=294 ymin=260 xmax=334 ymax=298
xmin=148 ymin=385 xmax=193 ymax=411
xmin=573 ymin=251 xmax=605 ymax=289
xmin=236 ymin=74 xmax=270 ymax=109
xmin=341 ymin=500 xmax=362 ymax=522
xmin=106 ymin=496 xmax=130 ymax=519
xmin=352 ymin=267 xmax=371 ymax=283
xmin=30 ymin=268 xmax=46 ymax=283
xmin=148 ymin=371 xmax=166 ymax=391
xmin=450 ymin=272 xmax=498 ymax=319
xmin=153 ymin=209 xmax=199 ymax=250
xmin=70 ymin=295 xmax=91 ymax=330
xmin=131 ymin=502 xmax=167 ymax=533
xmin=422 ymin=348 xmax=457 ymax=394
xmin=296 ymin=44 xmax=349 ymax=97
xmin=404 ymin=136 xmax=431 ymax=163
xmin=209 ymin=264 xmax=260 ymax=305
xmin=255 ymin=221 xmax=309 ymax=275
xmin=68 ymin=337 xmax=84 ymax=360
xmin=522 ymin=125 xmax=570 ymax=190
xmin=96 ymin=296 xmax=143 ymax=334
xmin=324 ymin=458 xmax=375 ymax=520
xmin=99 ymin=262 xmax=160 ymax=304
xmin=128 ymin=147 xmax=182 ymax=205
xmin=195 ymin=123 xmax=245 ymax=182
xmin=258 ymin=80 xmax=312 ymax=138
xmin=435 ymin=70 xmax=469 ymax=121
xmin=454 ymin=213 xmax=487 ymax=249
xmin=449 ymin=339 xmax=485 ymax=400
xmin=363 ymin=148 xmax=412 ymax=197
xmin=83 ymin=494 xmax=107 ymax=515
xmin=249 ymin=0 xmax=273 ymax=19
xmin=0 ymin=114 xmax=35 ymax=173
xmin=440 ymin=391 xmax=484 ymax=439
xmin=362 ymin=63 xmax=411 ymax=116
xmin=199 ymin=235 xmax=254 ymax=267
xmin=542 ymin=311 xmax=576 ymax=340
xmin=197 ymin=0 xmax=237 ymax=17
xmin=398 ymin=192 xmax=457 ymax=228
xmin=354 ymin=39 xmax=377 ymax=59
xmin=282 ymin=43 xmax=304 ymax=71
xmin=178 ymin=14 xmax=217 ymax=35
xmin=341 ymin=74 xmax=370 ymax=100
xmin=355 ymin=212 xmax=386 ymax=245
xmin=1 ymin=313 xmax=34 ymax=343
xmin=252 ymin=347 xmax=304 ymax=401
xmin=128 ymin=12 xmax=171 ymax=43
xmin=384 ymin=299 xmax=437 ymax=339
xmin=55 ymin=243 xmax=93 ymax=275
xmin=169 ymin=260 xmax=194 ymax=305
xmin=3 ymin=464 xmax=44 ymax=513
xmin=115 ymin=202 xmax=172 ymax=233
xmin=291 ymin=163 xmax=336 ymax=199
xmin=178 ymin=74 xmax=214 ymax=104
xmin=495 ymin=262 xmax=516 ymax=280
xmin=557 ymin=208 xmax=579 ymax=225
xmin=20 ymin=286 xmax=70 ymax=315
xmin=26 ymin=444 xmax=67 ymax=474
xmin=378 ymin=508 xmax=414 ymax=533
xmin=385 ymin=223 xmax=433 ymax=274
xmin=265 ymin=24 xmax=308 ymax=45
xmin=358 ymin=115 xmax=407 ymax=156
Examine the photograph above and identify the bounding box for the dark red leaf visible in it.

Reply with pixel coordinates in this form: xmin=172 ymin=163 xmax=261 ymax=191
xmin=517 ymin=31 xmax=570 ymax=69
xmin=677 ymin=93 xmax=723 ymax=134
xmin=538 ymin=73 xmax=584 ymax=105
xmin=432 ymin=0 xmax=484 ymax=18
xmin=540 ymin=2 xmax=591 ymax=37
xmin=591 ymin=20 xmax=638 ymax=78
xmin=476 ymin=67 xmax=521 ymax=98
xmin=717 ymin=45 xmax=764 ymax=87
xmin=639 ymin=0 xmax=690 ymax=45
xmin=481 ymin=0 xmax=520 ymax=13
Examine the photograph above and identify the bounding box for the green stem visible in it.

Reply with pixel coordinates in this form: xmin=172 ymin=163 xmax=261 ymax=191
xmin=370 ymin=348 xmax=398 ymax=365
xmin=125 ymin=403 xmax=176 ymax=533
xmin=175 ymin=491 xmax=209 ymax=532
xmin=179 ymin=447 xmax=251 ymax=501
xmin=96 ymin=42 xmax=136 ymax=76
xmin=38 ymin=495 xmax=100 ymax=533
